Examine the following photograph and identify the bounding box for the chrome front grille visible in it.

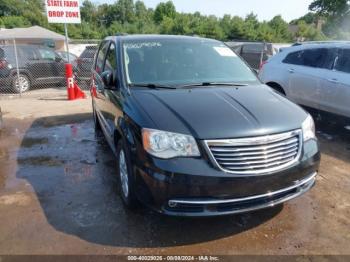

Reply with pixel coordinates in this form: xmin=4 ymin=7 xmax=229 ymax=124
xmin=205 ymin=130 xmax=302 ymax=175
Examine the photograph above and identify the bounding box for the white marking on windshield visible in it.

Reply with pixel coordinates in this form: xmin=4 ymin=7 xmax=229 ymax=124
xmin=213 ymin=46 xmax=237 ymax=57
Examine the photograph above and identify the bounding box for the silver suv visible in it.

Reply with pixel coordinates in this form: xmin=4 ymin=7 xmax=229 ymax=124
xmin=259 ymin=43 xmax=350 ymax=119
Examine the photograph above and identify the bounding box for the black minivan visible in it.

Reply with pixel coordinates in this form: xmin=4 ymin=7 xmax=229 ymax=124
xmin=91 ymin=35 xmax=320 ymax=216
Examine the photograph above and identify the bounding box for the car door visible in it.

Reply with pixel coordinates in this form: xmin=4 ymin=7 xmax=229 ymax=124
xmin=287 ymin=48 xmax=329 ymax=109
xmin=101 ymin=42 xmax=124 ymax=138
xmin=37 ymin=48 xmax=61 ymax=84
xmin=321 ymin=48 xmax=350 ymax=118
xmin=92 ymin=41 xmax=112 ymax=137
xmin=21 ymin=46 xmax=48 ymax=84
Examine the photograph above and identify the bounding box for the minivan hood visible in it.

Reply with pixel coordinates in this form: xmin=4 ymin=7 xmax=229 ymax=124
xmin=131 ymin=85 xmax=307 ymax=139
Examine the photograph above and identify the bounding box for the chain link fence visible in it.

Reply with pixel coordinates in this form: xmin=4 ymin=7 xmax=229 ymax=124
xmin=0 ymin=38 xmax=100 ymax=99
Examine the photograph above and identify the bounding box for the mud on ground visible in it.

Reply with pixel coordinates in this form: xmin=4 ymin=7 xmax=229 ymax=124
xmin=0 ymin=97 xmax=349 ymax=255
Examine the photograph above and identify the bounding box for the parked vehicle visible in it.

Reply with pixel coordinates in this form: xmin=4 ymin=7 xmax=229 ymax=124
xmin=76 ymin=45 xmax=97 ymax=88
xmin=0 ymin=45 xmax=66 ymax=93
xmin=56 ymin=51 xmax=78 ymax=64
xmin=91 ymin=35 xmax=320 ymax=216
xmin=259 ymin=43 xmax=350 ymax=119
xmin=226 ymin=42 xmax=277 ymax=70
xmin=0 ymin=106 xmax=2 ymax=130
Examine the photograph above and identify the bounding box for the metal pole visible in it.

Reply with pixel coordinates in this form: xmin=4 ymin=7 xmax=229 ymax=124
xmin=64 ymin=23 xmax=70 ymax=63
xmin=259 ymin=42 xmax=265 ymax=71
xmin=13 ymin=39 xmax=21 ymax=96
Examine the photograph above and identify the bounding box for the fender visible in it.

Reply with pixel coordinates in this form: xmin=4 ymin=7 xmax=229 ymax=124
xmin=11 ymin=69 xmax=33 ymax=83
xmin=114 ymin=115 xmax=136 ymax=148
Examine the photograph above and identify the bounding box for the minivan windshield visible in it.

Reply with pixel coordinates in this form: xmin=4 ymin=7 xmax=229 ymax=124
xmin=122 ymin=38 xmax=259 ymax=87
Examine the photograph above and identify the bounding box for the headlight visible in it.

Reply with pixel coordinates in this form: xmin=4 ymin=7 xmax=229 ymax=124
xmin=142 ymin=128 xmax=200 ymax=159
xmin=302 ymin=114 xmax=316 ymax=141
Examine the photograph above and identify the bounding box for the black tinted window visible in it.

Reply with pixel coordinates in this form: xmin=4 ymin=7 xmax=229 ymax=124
xmin=38 ymin=48 xmax=56 ymax=61
xmin=80 ymin=47 xmax=97 ymax=58
xmin=283 ymin=50 xmax=303 ymax=65
xmin=302 ymin=48 xmax=328 ymax=68
xmin=95 ymin=42 xmax=110 ymax=74
xmin=104 ymin=43 xmax=117 ymax=72
xmin=20 ymin=46 xmax=39 ymax=60
xmin=242 ymin=44 xmax=262 ymax=53
xmin=335 ymin=49 xmax=350 ymax=74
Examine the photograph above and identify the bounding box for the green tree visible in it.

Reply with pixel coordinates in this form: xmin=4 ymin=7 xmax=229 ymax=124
xmin=268 ymin=15 xmax=292 ymax=42
xmin=309 ymin=0 xmax=349 ymax=17
xmin=154 ymin=1 xmax=176 ymax=24
xmin=1 ymin=16 xmax=29 ymax=28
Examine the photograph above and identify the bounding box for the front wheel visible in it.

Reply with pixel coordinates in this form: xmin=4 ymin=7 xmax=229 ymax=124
xmin=116 ymin=139 xmax=138 ymax=209
xmin=12 ymin=74 xmax=30 ymax=93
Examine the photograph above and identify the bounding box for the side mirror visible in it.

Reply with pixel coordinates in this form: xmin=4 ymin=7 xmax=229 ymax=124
xmin=101 ymin=70 xmax=116 ymax=88
xmin=55 ymin=56 xmax=63 ymax=62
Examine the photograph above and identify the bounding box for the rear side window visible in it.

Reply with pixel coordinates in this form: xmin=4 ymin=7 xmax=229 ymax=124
xmin=20 ymin=46 xmax=39 ymax=60
xmin=95 ymin=42 xmax=110 ymax=74
xmin=242 ymin=44 xmax=262 ymax=53
xmin=283 ymin=48 xmax=331 ymax=68
xmin=334 ymin=49 xmax=350 ymax=74
xmin=38 ymin=48 xmax=56 ymax=61
xmin=80 ymin=47 xmax=97 ymax=58
xmin=302 ymin=48 xmax=328 ymax=68
xmin=283 ymin=50 xmax=303 ymax=65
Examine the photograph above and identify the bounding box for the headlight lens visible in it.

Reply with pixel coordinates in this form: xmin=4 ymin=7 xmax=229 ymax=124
xmin=302 ymin=114 xmax=316 ymax=141
xmin=142 ymin=128 xmax=200 ymax=159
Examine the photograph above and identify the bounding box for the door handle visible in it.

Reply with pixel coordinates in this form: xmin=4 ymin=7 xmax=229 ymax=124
xmin=288 ymin=69 xmax=295 ymax=73
xmin=328 ymin=78 xmax=339 ymax=83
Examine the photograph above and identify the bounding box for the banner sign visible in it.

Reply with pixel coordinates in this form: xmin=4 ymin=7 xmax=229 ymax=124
xmin=45 ymin=0 xmax=81 ymax=24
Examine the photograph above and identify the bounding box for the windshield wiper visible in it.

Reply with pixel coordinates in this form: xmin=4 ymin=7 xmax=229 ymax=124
xmin=177 ymin=82 xmax=249 ymax=88
xmin=129 ymin=83 xmax=177 ymax=89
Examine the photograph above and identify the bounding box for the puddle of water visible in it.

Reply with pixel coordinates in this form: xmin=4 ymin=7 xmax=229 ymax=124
xmin=21 ymin=137 xmax=49 ymax=148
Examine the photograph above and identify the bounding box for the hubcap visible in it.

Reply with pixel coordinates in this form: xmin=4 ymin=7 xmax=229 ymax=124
xmin=15 ymin=76 xmax=29 ymax=92
xmin=119 ymin=149 xmax=129 ymax=197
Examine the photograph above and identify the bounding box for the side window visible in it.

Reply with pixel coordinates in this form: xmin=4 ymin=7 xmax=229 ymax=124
xmin=95 ymin=41 xmax=110 ymax=74
xmin=242 ymin=44 xmax=262 ymax=54
xmin=38 ymin=48 xmax=56 ymax=61
xmin=283 ymin=50 xmax=304 ymax=65
xmin=334 ymin=49 xmax=350 ymax=74
xmin=103 ymin=43 xmax=117 ymax=72
xmin=302 ymin=48 xmax=328 ymax=68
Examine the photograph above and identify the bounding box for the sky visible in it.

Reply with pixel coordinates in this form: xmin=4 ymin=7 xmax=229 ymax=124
xmin=96 ymin=0 xmax=314 ymax=22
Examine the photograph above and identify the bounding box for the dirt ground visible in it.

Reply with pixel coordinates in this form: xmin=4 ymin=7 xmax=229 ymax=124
xmin=0 ymin=94 xmax=349 ymax=256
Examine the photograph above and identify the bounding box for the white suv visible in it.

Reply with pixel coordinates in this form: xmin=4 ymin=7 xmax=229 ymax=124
xmin=259 ymin=43 xmax=350 ymax=119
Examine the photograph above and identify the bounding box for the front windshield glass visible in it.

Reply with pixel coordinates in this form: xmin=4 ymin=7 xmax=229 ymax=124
xmin=122 ymin=38 xmax=259 ymax=86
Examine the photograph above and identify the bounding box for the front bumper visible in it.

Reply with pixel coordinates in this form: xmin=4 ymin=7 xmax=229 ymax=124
xmin=166 ymin=172 xmax=316 ymax=216
xmin=132 ymin=139 xmax=320 ymax=216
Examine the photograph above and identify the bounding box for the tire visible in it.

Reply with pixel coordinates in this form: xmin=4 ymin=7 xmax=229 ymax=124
xmin=116 ymin=139 xmax=138 ymax=209
xmin=12 ymin=74 xmax=30 ymax=93
xmin=92 ymin=103 xmax=101 ymax=131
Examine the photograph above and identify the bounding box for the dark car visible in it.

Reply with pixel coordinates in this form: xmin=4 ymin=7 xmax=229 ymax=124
xmin=76 ymin=45 xmax=97 ymax=88
xmin=226 ymin=42 xmax=276 ymax=71
xmin=56 ymin=51 xmax=78 ymax=64
xmin=0 ymin=45 xmax=66 ymax=93
xmin=91 ymin=35 xmax=320 ymax=217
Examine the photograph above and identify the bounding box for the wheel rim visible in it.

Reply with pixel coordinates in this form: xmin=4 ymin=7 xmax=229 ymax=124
xmin=119 ymin=149 xmax=129 ymax=198
xmin=14 ymin=76 xmax=29 ymax=92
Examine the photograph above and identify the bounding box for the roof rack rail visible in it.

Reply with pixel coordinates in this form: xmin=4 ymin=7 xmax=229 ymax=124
xmin=292 ymin=41 xmax=350 ymax=46
xmin=115 ymin=33 xmax=128 ymax=36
